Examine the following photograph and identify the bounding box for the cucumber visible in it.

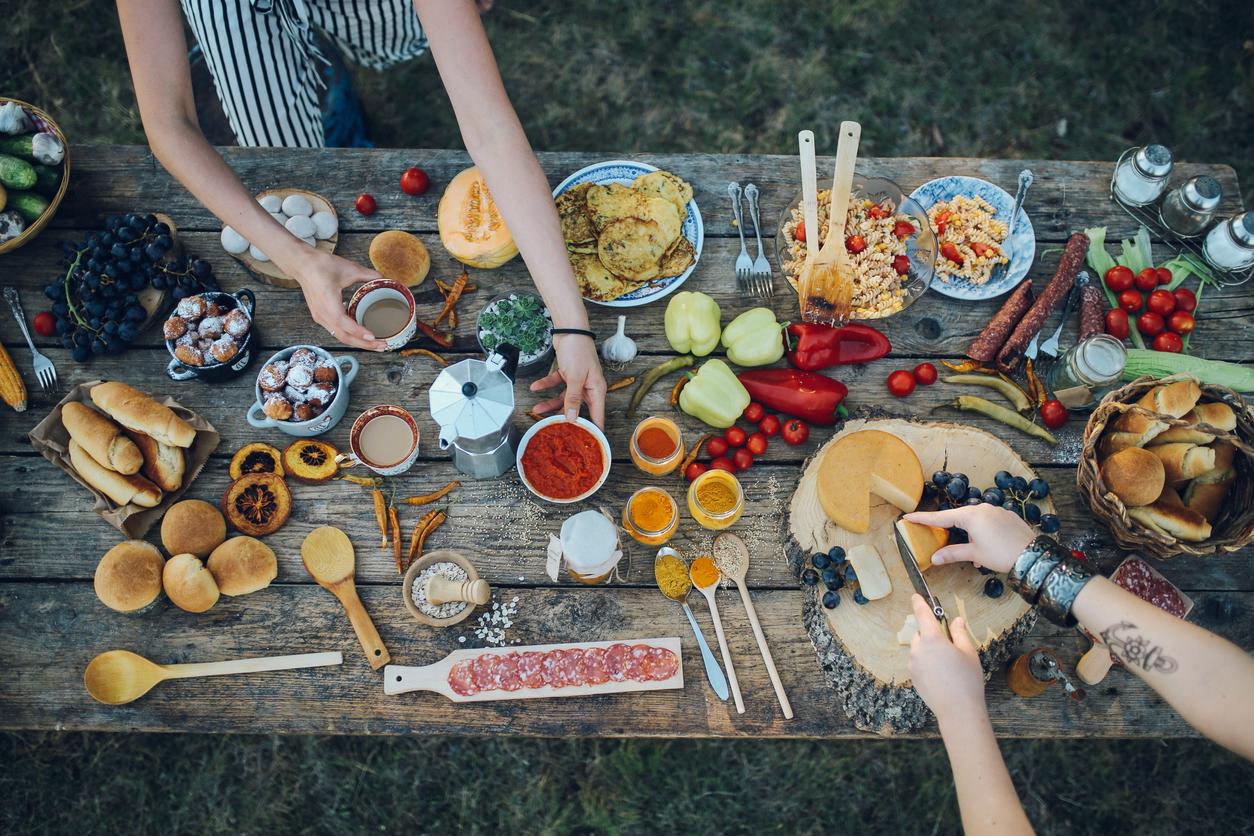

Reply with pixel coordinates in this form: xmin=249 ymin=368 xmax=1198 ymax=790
xmin=7 ymin=190 xmax=49 ymax=224
xmin=0 ymin=154 xmax=36 ymax=190
xmin=32 ymin=164 xmax=60 ymax=196
xmin=0 ymin=135 xmax=36 ymax=160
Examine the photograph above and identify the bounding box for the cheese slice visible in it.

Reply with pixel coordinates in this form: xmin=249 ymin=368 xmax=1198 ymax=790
xmin=895 ymin=519 xmax=949 ymax=572
xmin=897 ymin=614 xmax=918 ymax=646
xmin=846 ymin=544 xmax=891 ymax=600
xmin=816 ymin=430 xmax=923 ymax=533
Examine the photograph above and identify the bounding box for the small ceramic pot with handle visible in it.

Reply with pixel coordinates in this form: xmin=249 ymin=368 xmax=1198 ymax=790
xmin=165 ymin=289 xmax=258 ymax=382
xmin=246 ymin=344 xmax=359 ymax=437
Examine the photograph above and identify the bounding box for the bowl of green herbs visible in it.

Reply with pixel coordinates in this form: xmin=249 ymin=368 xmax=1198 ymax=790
xmin=475 ymin=291 xmax=554 ymax=376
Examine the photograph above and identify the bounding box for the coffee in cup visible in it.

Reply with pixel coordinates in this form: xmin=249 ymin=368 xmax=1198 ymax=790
xmin=347 ymin=280 xmax=417 ymax=350
xmin=345 ymin=405 xmax=421 ymax=475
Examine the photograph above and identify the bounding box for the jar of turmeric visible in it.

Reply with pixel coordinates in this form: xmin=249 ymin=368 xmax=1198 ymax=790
xmin=687 ymin=469 xmax=744 ymax=530
xmin=623 ymin=487 xmax=679 ymax=546
xmin=629 ymin=416 xmax=684 ymax=476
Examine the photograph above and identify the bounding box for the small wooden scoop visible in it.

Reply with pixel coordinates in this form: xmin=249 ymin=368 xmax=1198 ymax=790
xmin=803 ymin=121 xmax=861 ymax=326
xmin=302 ymin=526 xmax=391 ymax=669
xmin=84 ymin=649 xmax=343 ymax=705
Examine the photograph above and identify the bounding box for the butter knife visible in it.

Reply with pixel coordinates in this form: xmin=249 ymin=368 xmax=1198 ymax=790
xmin=894 ymin=524 xmax=949 ymax=638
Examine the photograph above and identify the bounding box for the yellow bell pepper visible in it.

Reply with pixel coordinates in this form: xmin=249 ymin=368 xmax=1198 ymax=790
xmin=679 ymin=359 xmax=750 ymax=428
xmin=721 ymin=307 xmax=785 ymax=367
xmin=664 ymin=291 xmax=721 ymax=356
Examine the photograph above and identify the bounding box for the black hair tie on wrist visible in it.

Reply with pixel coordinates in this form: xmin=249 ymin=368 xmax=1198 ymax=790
xmin=551 ymin=328 xmax=596 ymax=341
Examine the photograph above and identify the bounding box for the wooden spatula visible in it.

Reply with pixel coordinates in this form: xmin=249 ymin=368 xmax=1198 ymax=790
xmin=803 ymin=121 xmax=861 ymax=325
xmin=302 ymin=526 xmax=390 ymax=669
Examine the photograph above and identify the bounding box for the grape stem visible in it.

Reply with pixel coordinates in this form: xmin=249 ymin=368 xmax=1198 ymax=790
xmin=62 ymin=246 xmax=99 ymax=336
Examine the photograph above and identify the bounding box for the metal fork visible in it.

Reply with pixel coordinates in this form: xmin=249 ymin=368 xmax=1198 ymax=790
xmin=3 ymin=286 xmax=57 ymax=391
xmin=987 ymin=169 xmax=1034 ymax=287
xmin=1040 ymin=271 xmax=1089 ymax=358
xmin=744 ymin=183 xmax=773 ymax=298
xmin=727 ymin=182 xmax=753 ymax=295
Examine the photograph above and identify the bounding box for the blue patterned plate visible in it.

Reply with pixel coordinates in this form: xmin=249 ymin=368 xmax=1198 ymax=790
xmin=908 ymin=176 xmax=1035 ymax=301
xmin=552 ymin=160 xmax=703 ymax=308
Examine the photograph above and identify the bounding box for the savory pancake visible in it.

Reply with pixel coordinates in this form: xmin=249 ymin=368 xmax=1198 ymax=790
xmin=597 ymin=218 xmax=668 ymax=282
xmin=555 ymin=182 xmax=596 ymax=245
xmin=585 ymin=185 xmax=681 ymax=245
xmin=633 ymin=170 xmax=692 ymax=221
xmin=658 ymin=236 xmax=696 ymax=278
xmin=570 ymin=252 xmax=642 ymax=302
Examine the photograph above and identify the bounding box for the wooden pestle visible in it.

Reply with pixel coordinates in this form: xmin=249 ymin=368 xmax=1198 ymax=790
xmin=426 ymin=576 xmax=491 ymax=607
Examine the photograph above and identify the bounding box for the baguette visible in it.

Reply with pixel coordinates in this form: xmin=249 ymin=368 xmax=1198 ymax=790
xmin=62 ymin=401 xmax=144 ymax=475
xmin=90 ymin=381 xmax=196 ymax=448
xmin=124 ymin=429 xmax=186 ymax=493
xmin=1152 ymin=402 xmax=1237 ymax=445
xmin=68 ymin=439 xmax=163 ymax=508
xmin=1149 ymin=442 xmax=1216 ymax=484
xmin=1127 ymin=486 xmax=1212 ymax=542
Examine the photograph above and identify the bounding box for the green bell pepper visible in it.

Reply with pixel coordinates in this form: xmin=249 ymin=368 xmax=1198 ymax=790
xmin=664 ymin=291 xmax=721 ymax=356
xmin=679 ymin=359 xmax=751 ymax=428
xmin=721 ymin=307 xmax=785 ymax=367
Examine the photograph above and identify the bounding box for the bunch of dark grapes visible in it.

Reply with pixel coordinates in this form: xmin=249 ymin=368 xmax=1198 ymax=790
xmin=44 ymin=213 xmax=219 ymax=363
xmin=922 ymin=469 xmax=1060 ymax=534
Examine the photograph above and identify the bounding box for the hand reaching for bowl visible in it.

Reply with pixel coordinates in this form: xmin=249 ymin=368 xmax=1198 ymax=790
xmin=529 ymin=334 xmax=607 ymax=428
xmin=286 ymin=249 xmax=388 ymax=351
xmin=903 ymin=504 xmax=1034 ymax=573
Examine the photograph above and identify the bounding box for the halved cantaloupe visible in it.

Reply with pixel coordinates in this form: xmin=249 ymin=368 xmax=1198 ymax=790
xmin=437 ymin=166 xmax=518 ymax=269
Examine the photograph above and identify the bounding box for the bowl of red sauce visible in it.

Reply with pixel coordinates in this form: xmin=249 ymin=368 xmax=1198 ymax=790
xmin=516 ymin=415 xmax=611 ymax=504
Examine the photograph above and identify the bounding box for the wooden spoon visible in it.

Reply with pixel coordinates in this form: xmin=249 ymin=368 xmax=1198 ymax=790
xmin=713 ymin=533 xmax=793 ymax=720
xmin=84 ymin=649 xmax=343 ymax=705
xmin=803 ymin=121 xmax=861 ymax=326
xmin=301 ymin=526 xmax=391 ymax=669
xmin=690 ymin=563 xmax=745 ymax=714
xmin=796 ymin=130 xmax=820 ymax=308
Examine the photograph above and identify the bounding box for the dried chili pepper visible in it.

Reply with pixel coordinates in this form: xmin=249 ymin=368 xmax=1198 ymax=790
xmin=414 ymin=319 xmax=454 ymax=348
xmin=390 ymin=505 xmax=402 ymax=574
xmin=941 ymin=359 xmax=996 ymax=375
xmin=372 ymin=489 xmax=388 ymax=550
xmin=339 ymin=473 xmax=382 ymax=487
xmin=402 ymin=480 xmax=460 ymax=506
xmin=628 ymin=355 xmax=694 ymax=418
xmin=413 ymin=510 xmax=446 ymax=566
xmin=437 ymin=279 xmax=478 ymax=295
xmin=434 ymin=269 xmax=468 ymax=326
xmin=677 ymin=433 xmax=712 ymax=477
xmin=406 ymin=508 xmax=445 ymax=569
xmin=399 ymin=347 xmax=448 ymax=366
xmin=525 ymin=408 xmax=545 ymax=422
xmin=607 ymin=375 xmax=636 ymax=392
xmin=670 ymin=375 xmax=688 ymax=407
xmin=1024 ymin=358 xmax=1047 ymax=407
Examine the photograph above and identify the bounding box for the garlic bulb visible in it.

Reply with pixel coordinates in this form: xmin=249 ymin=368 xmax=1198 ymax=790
xmin=600 ymin=316 xmax=637 ymax=367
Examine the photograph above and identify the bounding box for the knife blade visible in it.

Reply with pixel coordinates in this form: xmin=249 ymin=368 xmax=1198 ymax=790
xmin=893 ymin=524 xmax=949 ymax=638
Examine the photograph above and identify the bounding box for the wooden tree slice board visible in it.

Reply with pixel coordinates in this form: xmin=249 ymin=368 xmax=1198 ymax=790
xmin=785 ymin=418 xmax=1043 ymax=734
xmin=229 ymin=188 xmax=339 ymax=289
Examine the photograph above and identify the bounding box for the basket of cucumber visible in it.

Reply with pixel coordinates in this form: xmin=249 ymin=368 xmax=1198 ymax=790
xmin=0 ymin=97 xmax=70 ymax=255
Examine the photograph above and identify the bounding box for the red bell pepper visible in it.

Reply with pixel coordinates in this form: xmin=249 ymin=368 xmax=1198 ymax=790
xmin=737 ymin=369 xmax=848 ymax=426
xmin=786 ymin=322 xmax=891 ymax=371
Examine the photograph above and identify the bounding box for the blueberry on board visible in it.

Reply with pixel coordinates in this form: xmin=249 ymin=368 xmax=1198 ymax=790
xmin=932 ymin=471 xmax=952 ymax=486
xmin=994 ymin=470 xmax=1013 ymax=490
xmin=1024 ymin=502 xmax=1042 ymax=524
xmin=964 ymin=496 xmax=983 ymax=506
xmin=828 ymin=546 xmax=845 ymax=562
xmin=1029 ymin=478 xmax=1050 ymax=499
xmin=1039 ymin=514 xmax=1061 ymax=534
xmin=822 ymin=590 xmax=841 ymax=609
xmin=1011 ymin=475 xmax=1029 ymax=494
xmin=813 ymin=552 xmax=831 ymax=570
xmin=821 ymin=568 xmax=844 ymax=590
xmin=983 ymin=487 xmax=1005 ymax=505
xmin=843 ymin=563 xmax=858 ymax=583
xmin=984 ymin=577 xmax=1005 ymax=598
xmin=853 ymin=590 xmax=869 ymax=605
xmin=801 ymin=569 xmax=819 ymax=587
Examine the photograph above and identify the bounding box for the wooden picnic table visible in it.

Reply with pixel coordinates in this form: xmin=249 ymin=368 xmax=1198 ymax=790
xmin=0 ymin=146 xmax=1249 ymax=738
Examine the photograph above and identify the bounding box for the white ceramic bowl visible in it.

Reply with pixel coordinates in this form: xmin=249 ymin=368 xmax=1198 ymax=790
xmin=515 ymin=415 xmax=612 ymax=504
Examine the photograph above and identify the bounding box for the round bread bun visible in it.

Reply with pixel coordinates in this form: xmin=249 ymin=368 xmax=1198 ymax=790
xmin=369 ymin=230 xmax=430 ymax=286
xmin=94 ymin=540 xmax=165 ymax=613
xmin=163 ymin=553 xmax=220 ymax=613
xmin=1101 ymin=447 xmax=1166 ymax=507
xmin=161 ymin=499 xmax=227 ymax=558
xmin=207 ymin=536 xmax=277 ymax=596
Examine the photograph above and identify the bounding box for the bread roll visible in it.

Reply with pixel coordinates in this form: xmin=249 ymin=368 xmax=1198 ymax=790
xmin=62 ymin=402 xmax=144 ymax=475
xmin=94 ymin=540 xmax=165 ymax=613
xmin=69 ymin=439 xmax=163 ymax=508
xmin=163 ymin=553 xmax=220 ymax=613
xmin=1128 ymin=487 xmax=1212 ymax=542
xmin=1097 ymin=431 xmax=1155 ymax=459
xmin=161 ymin=499 xmax=226 ymax=558
xmin=368 ymin=230 xmax=430 ymax=286
xmin=1184 ymin=440 xmax=1238 ymax=523
xmin=1139 ymin=379 xmax=1202 ymax=418
xmin=126 ymin=430 xmax=186 ymax=493
xmin=1100 ymin=447 xmax=1165 ymax=507
xmin=1149 ymin=442 xmax=1216 ymax=484
xmin=1152 ymin=402 xmax=1237 ymax=445
xmin=90 ymin=381 xmax=196 ymax=448
xmin=208 ymin=536 xmax=277 ymax=596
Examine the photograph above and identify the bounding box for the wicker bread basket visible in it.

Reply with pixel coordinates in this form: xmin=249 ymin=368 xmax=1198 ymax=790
xmin=1078 ymin=374 xmax=1254 ymax=558
xmin=0 ymin=97 xmax=71 ymax=255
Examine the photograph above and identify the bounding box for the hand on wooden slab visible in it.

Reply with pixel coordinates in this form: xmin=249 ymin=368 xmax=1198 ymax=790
xmin=529 ymin=334 xmax=607 ymax=428
xmin=904 ymin=505 xmax=1034 ymax=573
xmin=907 ymin=593 xmax=986 ymax=726
xmin=287 ymin=248 xmax=389 ymax=352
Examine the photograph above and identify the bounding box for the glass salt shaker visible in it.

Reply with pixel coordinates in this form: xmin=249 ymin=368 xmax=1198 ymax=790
xmin=1113 ymin=145 xmax=1173 ymax=207
xmin=1158 ymin=175 xmax=1222 ymax=237
xmin=1202 ymin=212 xmax=1254 ymax=272
xmin=1049 ymin=334 xmax=1127 ymax=411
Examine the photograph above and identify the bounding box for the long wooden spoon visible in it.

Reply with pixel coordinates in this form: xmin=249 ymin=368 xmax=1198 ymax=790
xmin=803 ymin=121 xmax=861 ymax=326
xmin=796 ymin=129 xmax=820 ymax=309
xmin=84 ymin=649 xmax=343 ymax=705
xmin=302 ymin=526 xmax=391 ymax=669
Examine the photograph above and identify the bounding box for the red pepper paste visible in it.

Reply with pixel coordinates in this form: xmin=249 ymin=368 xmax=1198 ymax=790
xmin=521 ymin=422 xmax=604 ymax=499
xmin=636 ymin=426 xmax=676 ymax=460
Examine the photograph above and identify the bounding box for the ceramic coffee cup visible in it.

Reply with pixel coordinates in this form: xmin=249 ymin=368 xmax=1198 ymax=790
xmin=346 ymin=279 xmax=416 ymax=350
xmin=342 ymin=405 xmax=421 ymax=476
xmin=165 ymin=289 xmax=258 ymax=382
xmin=246 ymin=344 xmax=359 ymax=437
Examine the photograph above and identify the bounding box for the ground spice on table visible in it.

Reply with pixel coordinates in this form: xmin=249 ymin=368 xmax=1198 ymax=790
xmin=695 ymin=478 xmax=738 ymax=515
xmin=629 ymin=488 xmax=674 ymax=532
xmin=637 ymin=426 xmax=677 ymax=460
xmin=689 ymin=555 xmax=720 ymax=588
xmin=654 ymin=552 xmax=691 ymax=600
xmin=520 ymin=421 xmax=604 ymax=499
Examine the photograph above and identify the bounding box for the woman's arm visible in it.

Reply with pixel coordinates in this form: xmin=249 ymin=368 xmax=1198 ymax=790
xmin=414 ymin=0 xmax=606 ymax=426
xmin=115 ymin=0 xmax=385 ymax=350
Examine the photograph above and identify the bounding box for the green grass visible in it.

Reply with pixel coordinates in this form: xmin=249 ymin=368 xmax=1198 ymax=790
xmin=3 ymin=1 xmax=1254 ymax=832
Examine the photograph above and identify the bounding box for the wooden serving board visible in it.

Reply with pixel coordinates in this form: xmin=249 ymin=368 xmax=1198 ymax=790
xmin=383 ymin=637 xmax=684 ymax=703
xmin=230 ymin=188 xmax=339 ymax=289
xmin=785 ymin=418 xmax=1043 ymax=734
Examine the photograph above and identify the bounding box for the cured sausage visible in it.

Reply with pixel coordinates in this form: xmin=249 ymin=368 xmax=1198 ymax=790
xmin=996 ymin=232 xmax=1089 ymax=372
xmin=1078 ymin=283 xmax=1105 ymax=341
xmin=605 ymin=644 xmax=630 ymax=681
xmin=446 ymin=643 xmax=679 ymax=696
xmin=448 ymin=660 xmax=478 ymax=696
xmin=582 ymin=647 xmax=610 ymax=685
xmin=966 ymin=278 xmax=1033 ymax=363
xmin=497 ymin=654 xmax=522 ymax=691
xmin=646 ymin=647 xmax=679 ymax=681
xmin=517 ymin=652 xmax=545 ymax=688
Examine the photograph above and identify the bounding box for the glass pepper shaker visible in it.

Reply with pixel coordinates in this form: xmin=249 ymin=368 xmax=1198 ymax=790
xmin=1049 ymin=334 xmax=1127 ymax=411
xmin=1159 ymin=175 xmax=1222 ymax=237
xmin=1202 ymin=212 xmax=1254 ymax=272
xmin=1113 ymin=144 xmax=1173 ymax=206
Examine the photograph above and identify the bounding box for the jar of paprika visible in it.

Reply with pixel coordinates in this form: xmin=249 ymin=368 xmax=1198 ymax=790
xmin=630 ymin=416 xmax=684 ymax=476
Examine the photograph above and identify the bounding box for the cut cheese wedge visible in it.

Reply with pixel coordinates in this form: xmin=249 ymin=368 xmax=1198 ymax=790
xmin=895 ymin=519 xmax=949 ymax=572
xmin=816 ymin=430 xmax=923 ymax=533
xmin=897 ymin=614 xmax=918 ymax=646
xmin=846 ymin=544 xmax=891 ymax=601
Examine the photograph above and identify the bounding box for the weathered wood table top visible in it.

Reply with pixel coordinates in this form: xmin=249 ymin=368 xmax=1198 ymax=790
xmin=0 ymin=147 xmax=1248 ymax=737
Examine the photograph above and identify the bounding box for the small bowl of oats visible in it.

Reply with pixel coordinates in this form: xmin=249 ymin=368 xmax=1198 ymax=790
xmin=775 ymin=175 xmax=936 ymax=320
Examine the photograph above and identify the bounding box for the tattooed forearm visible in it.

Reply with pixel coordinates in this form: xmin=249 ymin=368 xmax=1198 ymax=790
xmin=1100 ymin=621 xmax=1178 ymax=674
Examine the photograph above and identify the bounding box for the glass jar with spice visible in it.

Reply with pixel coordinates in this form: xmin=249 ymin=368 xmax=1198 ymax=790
xmin=623 ymin=487 xmax=680 ymax=546
xmin=687 ymin=469 xmax=744 ymax=530
xmin=1158 ymin=175 xmax=1222 ymax=238
xmin=629 ymin=416 xmax=685 ymax=476
xmin=1113 ymin=144 xmax=1173 ymax=207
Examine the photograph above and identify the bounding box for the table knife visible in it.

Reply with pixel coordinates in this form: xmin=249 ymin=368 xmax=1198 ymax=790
xmin=893 ymin=524 xmax=950 ymax=638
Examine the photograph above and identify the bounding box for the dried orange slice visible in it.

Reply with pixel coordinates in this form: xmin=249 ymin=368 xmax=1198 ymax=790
xmin=228 ymin=442 xmax=284 ymax=481
xmin=222 ymin=472 xmax=292 ymax=537
xmin=282 ymin=439 xmax=340 ymax=484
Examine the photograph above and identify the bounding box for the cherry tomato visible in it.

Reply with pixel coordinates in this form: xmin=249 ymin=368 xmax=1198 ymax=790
xmin=887 ymin=369 xmax=915 ymax=397
xmin=1134 ymin=268 xmax=1159 ymax=292
xmin=1136 ymin=311 xmax=1165 ymax=337
xmin=732 ymin=447 xmax=755 ymax=471
xmin=793 ymin=220 xmax=806 ymax=243
xmin=845 ymin=234 xmax=866 ymax=254
xmin=724 ymin=426 xmax=747 ymax=448
xmin=1104 ymin=308 xmax=1130 ymax=340
xmin=1173 ymin=287 xmax=1197 ymax=312
xmin=710 ymin=456 xmax=737 ymax=473
xmin=32 ymin=311 xmax=56 ymax=337
xmin=742 ymin=401 xmax=764 ymax=423
xmin=867 ymin=204 xmax=888 ymax=220
xmin=354 ymin=193 xmax=377 ymax=215
xmin=891 ymin=255 xmax=911 ymax=276
xmin=892 ymin=220 xmax=916 ymax=239
xmin=913 ymin=362 xmax=938 ymax=385
xmin=706 ymin=437 xmax=729 ymax=458
xmin=685 ymin=462 xmax=708 ymax=482
xmin=746 ymin=431 xmax=768 ymax=455
xmin=781 ymin=418 xmax=810 ymax=446
xmin=1146 ymin=289 xmax=1176 ymax=316
xmin=1071 ymin=548 xmax=1089 ymax=562
xmin=1104 ymin=265 xmax=1134 ymax=292
xmin=1167 ymin=310 xmax=1195 ymax=334
xmin=1039 ymin=399 xmax=1069 ymax=429
xmin=400 ymin=167 xmax=430 ymax=196
xmin=1156 ymin=267 xmax=1173 ymax=286
xmin=758 ymin=414 xmax=781 ymax=437
xmin=940 ymin=241 xmax=964 ymax=266
xmin=1118 ymin=289 xmax=1143 ymax=313
xmin=1153 ymin=331 xmax=1183 ymax=353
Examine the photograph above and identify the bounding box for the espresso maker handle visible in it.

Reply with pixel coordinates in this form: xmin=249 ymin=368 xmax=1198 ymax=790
xmin=491 ymin=343 xmax=521 ymax=383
